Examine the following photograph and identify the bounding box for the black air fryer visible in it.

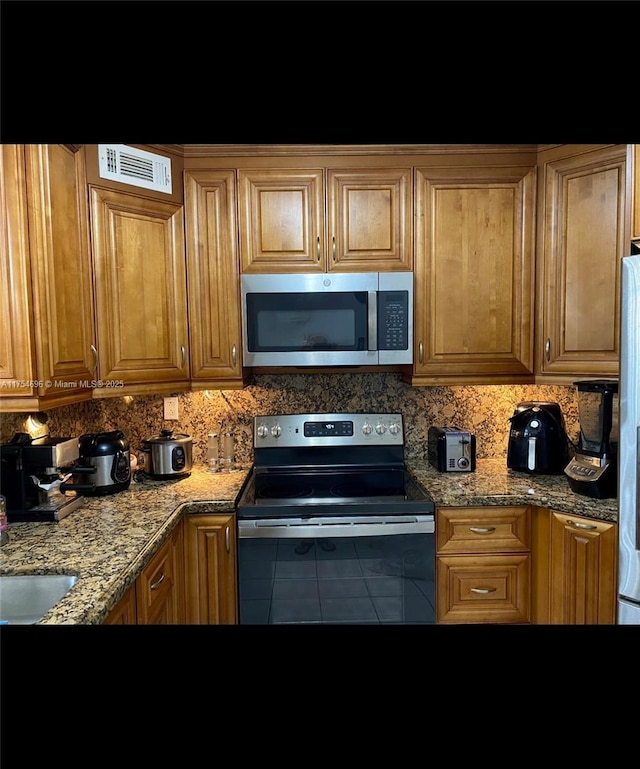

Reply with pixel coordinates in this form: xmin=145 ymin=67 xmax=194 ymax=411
xmin=507 ymin=402 xmax=568 ymax=474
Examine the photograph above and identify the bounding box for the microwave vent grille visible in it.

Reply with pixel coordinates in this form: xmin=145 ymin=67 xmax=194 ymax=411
xmin=98 ymin=144 xmax=172 ymax=194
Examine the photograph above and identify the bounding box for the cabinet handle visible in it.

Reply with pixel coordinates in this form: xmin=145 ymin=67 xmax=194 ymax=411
xmin=150 ymin=571 xmax=166 ymax=590
xmin=471 ymin=587 xmax=497 ymax=594
xmin=567 ymin=519 xmax=598 ymax=531
xmin=418 ymin=341 xmax=424 ymax=364
xmin=332 ymin=236 xmax=336 ymax=262
xmin=545 ymin=338 xmax=551 ymax=362
xmin=181 ymin=345 xmax=186 ymax=369
xmin=90 ymin=344 xmax=98 ymax=375
xmin=317 ymin=236 xmax=321 ymax=261
xmin=232 ymin=344 xmax=237 ymax=366
xmin=469 ymin=526 xmax=496 ymax=534
xmin=225 ymin=525 xmax=230 ymax=553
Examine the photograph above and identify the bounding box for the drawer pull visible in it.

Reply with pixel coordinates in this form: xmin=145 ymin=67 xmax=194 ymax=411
xmin=567 ymin=519 xmax=598 ymax=531
xmin=471 ymin=587 xmax=497 ymax=594
xmin=150 ymin=572 xmax=166 ymax=591
xmin=225 ymin=525 xmax=230 ymax=553
xmin=469 ymin=526 xmax=496 ymax=534
xmin=317 ymin=236 xmax=321 ymax=261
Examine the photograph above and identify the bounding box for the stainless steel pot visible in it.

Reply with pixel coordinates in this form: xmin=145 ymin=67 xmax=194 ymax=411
xmin=141 ymin=430 xmax=193 ymax=479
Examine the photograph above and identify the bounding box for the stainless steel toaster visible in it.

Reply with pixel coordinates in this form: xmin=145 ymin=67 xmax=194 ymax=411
xmin=428 ymin=426 xmax=476 ymax=472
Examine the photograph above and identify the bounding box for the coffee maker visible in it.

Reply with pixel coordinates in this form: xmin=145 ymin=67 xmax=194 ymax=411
xmin=0 ymin=433 xmax=92 ymax=521
xmin=564 ymin=380 xmax=619 ymax=499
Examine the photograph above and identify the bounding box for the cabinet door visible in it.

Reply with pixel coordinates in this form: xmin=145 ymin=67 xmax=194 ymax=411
xmin=548 ymin=510 xmax=617 ymax=625
xmin=183 ymin=514 xmax=237 ymax=624
xmin=630 ymin=144 xmax=640 ymax=245
xmin=327 ymin=168 xmax=412 ymax=271
xmin=1 ymin=145 xmax=96 ymax=411
xmin=239 ymin=169 xmax=324 ymax=273
xmin=412 ymin=165 xmax=536 ymax=384
xmin=0 ymin=145 xmax=36 ymax=405
xmin=136 ymin=523 xmax=183 ymax=625
xmin=90 ymin=186 xmax=190 ymax=393
xmin=538 ymin=145 xmax=627 ymax=380
xmin=103 ymin=584 xmax=137 ymax=625
xmin=184 ymin=170 xmax=244 ymax=387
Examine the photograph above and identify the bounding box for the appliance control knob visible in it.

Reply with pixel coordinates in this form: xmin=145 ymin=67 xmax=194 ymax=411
xmin=270 ymin=424 xmax=282 ymax=438
xmin=388 ymin=421 xmax=401 ymax=435
xmin=361 ymin=422 xmax=373 ymax=435
xmin=375 ymin=423 xmax=387 ymax=435
xmin=256 ymin=424 xmax=269 ymax=439
xmin=530 ymin=419 xmax=540 ymax=430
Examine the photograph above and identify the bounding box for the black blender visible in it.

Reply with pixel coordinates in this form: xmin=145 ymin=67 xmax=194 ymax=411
xmin=564 ymin=379 xmax=619 ymax=499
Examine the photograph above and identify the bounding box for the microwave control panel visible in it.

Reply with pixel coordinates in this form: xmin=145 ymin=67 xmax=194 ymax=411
xmin=378 ymin=291 xmax=408 ymax=350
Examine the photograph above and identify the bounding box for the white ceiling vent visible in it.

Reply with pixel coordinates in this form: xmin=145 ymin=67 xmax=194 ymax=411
xmin=98 ymin=144 xmax=172 ymax=194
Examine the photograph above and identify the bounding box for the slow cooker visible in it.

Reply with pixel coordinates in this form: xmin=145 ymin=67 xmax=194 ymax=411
xmin=77 ymin=430 xmax=132 ymax=495
xmin=141 ymin=430 xmax=193 ymax=479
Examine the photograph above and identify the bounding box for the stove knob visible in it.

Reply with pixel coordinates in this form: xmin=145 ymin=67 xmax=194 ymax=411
xmin=389 ymin=421 xmax=401 ymax=435
xmin=270 ymin=424 xmax=282 ymax=438
xmin=256 ymin=424 xmax=269 ymax=439
xmin=375 ymin=423 xmax=387 ymax=435
xmin=361 ymin=421 xmax=373 ymax=435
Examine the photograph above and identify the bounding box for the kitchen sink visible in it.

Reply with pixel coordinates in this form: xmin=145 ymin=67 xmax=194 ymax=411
xmin=0 ymin=574 xmax=78 ymax=624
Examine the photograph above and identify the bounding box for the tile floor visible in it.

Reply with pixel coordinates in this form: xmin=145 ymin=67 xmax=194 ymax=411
xmin=238 ymin=533 xmax=436 ymax=624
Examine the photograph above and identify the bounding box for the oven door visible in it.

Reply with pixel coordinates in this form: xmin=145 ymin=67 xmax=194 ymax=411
xmin=237 ymin=514 xmax=435 ymax=625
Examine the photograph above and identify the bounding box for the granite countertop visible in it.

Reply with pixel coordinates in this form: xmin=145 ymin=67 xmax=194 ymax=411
xmin=0 ymin=458 xmax=617 ymax=625
xmin=407 ymin=458 xmax=618 ymax=523
xmin=0 ymin=466 xmax=250 ymax=625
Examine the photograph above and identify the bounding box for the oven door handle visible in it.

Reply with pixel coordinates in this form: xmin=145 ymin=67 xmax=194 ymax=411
xmin=238 ymin=515 xmax=435 ymax=538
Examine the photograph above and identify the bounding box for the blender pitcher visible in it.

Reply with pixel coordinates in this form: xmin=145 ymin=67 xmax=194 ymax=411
xmin=565 ymin=379 xmax=619 ymax=499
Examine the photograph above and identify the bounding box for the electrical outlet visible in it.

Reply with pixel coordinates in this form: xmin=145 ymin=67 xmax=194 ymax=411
xmin=163 ymin=396 xmax=179 ymax=421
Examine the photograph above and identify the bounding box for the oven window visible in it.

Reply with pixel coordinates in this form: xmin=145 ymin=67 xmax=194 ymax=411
xmin=246 ymin=292 xmax=368 ymax=352
xmin=238 ymin=533 xmax=435 ymax=625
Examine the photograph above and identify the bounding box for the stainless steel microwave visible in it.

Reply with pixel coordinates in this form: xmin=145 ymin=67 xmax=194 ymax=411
xmin=241 ymin=272 xmax=413 ymax=367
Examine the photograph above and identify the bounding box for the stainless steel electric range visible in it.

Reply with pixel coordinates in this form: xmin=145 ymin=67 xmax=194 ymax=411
xmin=236 ymin=413 xmax=436 ymax=625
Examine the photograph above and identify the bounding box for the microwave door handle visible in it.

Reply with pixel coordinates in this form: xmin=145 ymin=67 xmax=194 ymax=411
xmin=368 ymin=291 xmax=378 ymax=351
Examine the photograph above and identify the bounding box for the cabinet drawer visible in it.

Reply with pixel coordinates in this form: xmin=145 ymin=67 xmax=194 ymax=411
xmin=437 ymin=554 xmax=531 ymax=623
xmin=136 ymin=536 xmax=175 ymax=624
xmin=437 ymin=506 xmax=531 ymax=554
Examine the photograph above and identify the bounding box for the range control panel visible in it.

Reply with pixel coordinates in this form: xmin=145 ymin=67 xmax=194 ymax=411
xmin=253 ymin=413 xmax=404 ymax=448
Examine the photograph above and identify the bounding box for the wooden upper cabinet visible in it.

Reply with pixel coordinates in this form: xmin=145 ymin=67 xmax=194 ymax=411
xmin=239 ymin=169 xmax=324 ymax=272
xmin=410 ymin=164 xmax=536 ymax=385
xmin=630 ymin=144 xmax=640 ymax=245
xmin=89 ymin=186 xmax=190 ymax=393
xmin=537 ymin=145 xmax=627 ymax=381
xmin=327 ymin=168 xmax=412 ymax=271
xmin=238 ymin=167 xmax=412 ymax=273
xmin=0 ymin=144 xmax=96 ymax=412
xmin=184 ymin=169 xmax=245 ymax=388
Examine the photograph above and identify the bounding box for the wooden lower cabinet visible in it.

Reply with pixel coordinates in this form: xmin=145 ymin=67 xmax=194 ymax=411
xmin=103 ymin=583 xmax=138 ymax=625
xmin=103 ymin=520 xmax=184 ymax=625
xmin=532 ymin=508 xmax=617 ymax=624
xmin=436 ymin=505 xmax=532 ymax=624
xmin=183 ymin=514 xmax=237 ymax=624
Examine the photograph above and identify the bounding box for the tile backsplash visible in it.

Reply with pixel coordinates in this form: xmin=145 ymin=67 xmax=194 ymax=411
xmin=0 ymin=373 xmax=580 ymax=467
